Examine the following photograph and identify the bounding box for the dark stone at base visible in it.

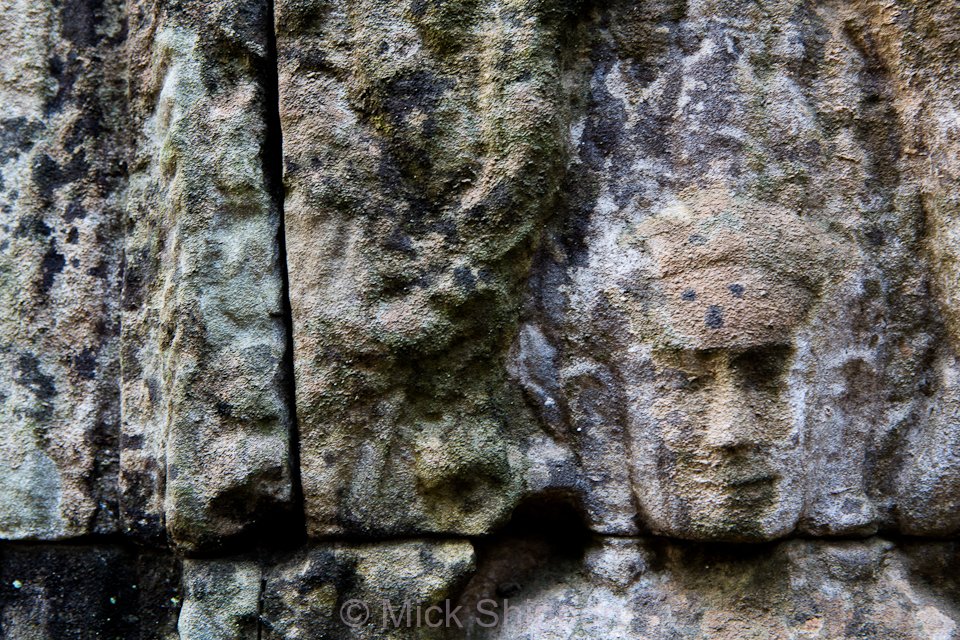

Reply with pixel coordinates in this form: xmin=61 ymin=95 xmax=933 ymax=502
xmin=0 ymin=544 xmax=180 ymax=640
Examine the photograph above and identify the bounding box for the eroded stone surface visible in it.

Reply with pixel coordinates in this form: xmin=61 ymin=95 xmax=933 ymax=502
xmin=464 ymin=537 xmax=960 ymax=639
xmin=171 ymin=540 xmax=476 ymax=640
xmin=841 ymin=0 xmax=960 ymax=538
xmin=166 ymin=536 xmax=960 ymax=640
xmin=120 ymin=0 xmax=293 ymax=550
xmin=275 ymin=0 xmax=960 ymax=545
xmin=0 ymin=0 xmax=126 ymax=539
xmin=506 ymin=0 xmax=956 ymax=542
xmin=179 ymin=559 xmax=261 ymax=640
xmin=261 ymin=540 xmax=475 ymax=639
xmin=277 ymin=0 xmax=586 ymax=537
xmin=2 ymin=0 xmax=960 ymax=636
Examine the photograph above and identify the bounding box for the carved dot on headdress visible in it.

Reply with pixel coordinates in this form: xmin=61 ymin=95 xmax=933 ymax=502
xmin=728 ymin=283 xmax=745 ymax=298
xmin=705 ymin=305 xmax=724 ymax=329
xmin=681 ymin=289 xmax=697 ymax=301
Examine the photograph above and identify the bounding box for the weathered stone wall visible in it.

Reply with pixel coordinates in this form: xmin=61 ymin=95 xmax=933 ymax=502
xmin=2 ymin=0 xmax=960 ymax=638
xmin=120 ymin=0 xmax=293 ymax=552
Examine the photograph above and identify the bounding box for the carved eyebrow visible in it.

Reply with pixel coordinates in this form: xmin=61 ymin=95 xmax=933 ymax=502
xmin=730 ymin=345 xmax=794 ymax=372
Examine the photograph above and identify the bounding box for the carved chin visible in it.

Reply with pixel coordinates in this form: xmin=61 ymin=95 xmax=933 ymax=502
xmin=661 ymin=470 xmax=786 ymax=540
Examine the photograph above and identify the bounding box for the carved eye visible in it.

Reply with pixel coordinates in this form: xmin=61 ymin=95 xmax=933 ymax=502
xmin=653 ymin=348 xmax=712 ymax=382
xmin=731 ymin=345 xmax=793 ymax=389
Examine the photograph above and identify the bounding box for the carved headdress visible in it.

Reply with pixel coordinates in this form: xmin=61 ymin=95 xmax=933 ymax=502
xmin=636 ymin=188 xmax=843 ymax=350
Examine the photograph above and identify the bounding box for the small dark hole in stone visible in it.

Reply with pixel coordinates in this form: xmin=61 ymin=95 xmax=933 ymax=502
xmin=499 ymin=493 xmax=592 ymax=558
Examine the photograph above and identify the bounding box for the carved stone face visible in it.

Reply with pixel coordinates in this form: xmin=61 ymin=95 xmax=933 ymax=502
xmin=646 ymin=343 xmax=797 ymax=540
xmin=627 ymin=189 xmax=837 ymax=540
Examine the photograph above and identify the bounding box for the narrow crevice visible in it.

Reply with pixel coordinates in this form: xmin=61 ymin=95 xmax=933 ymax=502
xmin=261 ymin=0 xmax=307 ymax=548
xmin=257 ymin=576 xmax=266 ymax=640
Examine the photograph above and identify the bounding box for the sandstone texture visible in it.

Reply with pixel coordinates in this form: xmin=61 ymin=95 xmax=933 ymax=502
xmin=2 ymin=0 xmax=960 ymax=638
xmin=466 ymin=536 xmax=960 ymax=639
xmin=0 ymin=0 xmax=126 ymax=540
xmin=277 ymin=0 xmax=579 ymax=537
xmin=120 ymin=0 xmax=294 ymax=551
xmin=511 ymin=0 xmax=942 ymax=542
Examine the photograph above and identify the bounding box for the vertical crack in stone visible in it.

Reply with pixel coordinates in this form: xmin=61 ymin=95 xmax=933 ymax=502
xmin=120 ymin=0 xmax=298 ymax=551
xmin=257 ymin=576 xmax=266 ymax=640
xmin=263 ymin=0 xmax=305 ymax=546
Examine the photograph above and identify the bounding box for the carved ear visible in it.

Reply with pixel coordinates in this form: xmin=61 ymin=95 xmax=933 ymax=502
xmin=508 ymin=323 xmax=568 ymax=439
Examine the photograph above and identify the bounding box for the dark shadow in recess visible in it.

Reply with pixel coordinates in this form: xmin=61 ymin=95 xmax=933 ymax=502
xmin=259 ymin=0 xmax=307 ymax=553
xmin=454 ymin=492 xmax=592 ymax=633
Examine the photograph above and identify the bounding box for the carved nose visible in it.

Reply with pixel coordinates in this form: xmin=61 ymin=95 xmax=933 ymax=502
xmin=702 ymin=357 xmax=760 ymax=453
xmin=704 ymin=415 xmax=759 ymax=453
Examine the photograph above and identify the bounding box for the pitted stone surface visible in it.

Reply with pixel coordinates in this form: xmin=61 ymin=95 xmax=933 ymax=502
xmin=505 ymin=0 xmax=958 ymax=542
xmin=1 ymin=0 xmax=960 ymax=637
xmin=277 ymin=0 xmax=586 ymax=537
xmin=463 ymin=537 xmax=960 ymax=639
xmin=119 ymin=0 xmax=293 ymax=550
xmin=0 ymin=0 xmax=126 ymax=540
